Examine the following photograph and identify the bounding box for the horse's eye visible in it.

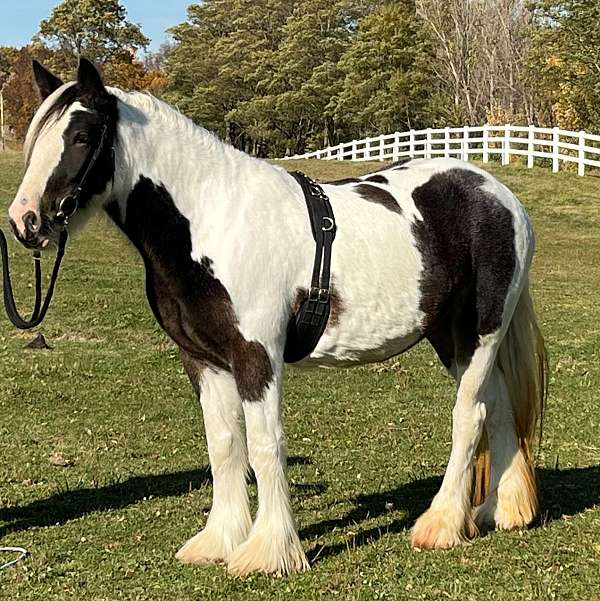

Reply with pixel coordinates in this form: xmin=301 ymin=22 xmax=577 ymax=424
xmin=74 ymin=132 xmax=89 ymax=145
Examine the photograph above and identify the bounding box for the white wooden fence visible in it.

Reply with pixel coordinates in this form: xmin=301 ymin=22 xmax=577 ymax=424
xmin=282 ymin=124 xmax=600 ymax=176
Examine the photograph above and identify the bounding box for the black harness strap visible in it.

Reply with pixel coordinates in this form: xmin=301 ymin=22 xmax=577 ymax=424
xmin=284 ymin=171 xmax=337 ymax=363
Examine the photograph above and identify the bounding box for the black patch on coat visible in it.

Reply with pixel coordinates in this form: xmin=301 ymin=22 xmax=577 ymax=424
xmin=412 ymin=169 xmax=515 ymax=364
xmin=365 ymin=174 xmax=388 ymax=184
xmin=355 ymin=184 xmax=402 ymax=215
xmin=370 ymin=158 xmax=411 ymax=174
xmin=325 ymin=177 xmax=361 ymax=186
xmin=105 ymin=177 xmax=273 ymax=402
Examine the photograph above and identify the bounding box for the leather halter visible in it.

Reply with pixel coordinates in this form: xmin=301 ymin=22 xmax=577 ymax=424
xmin=284 ymin=171 xmax=337 ymax=363
xmin=0 ymin=121 xmax=111 ymax=329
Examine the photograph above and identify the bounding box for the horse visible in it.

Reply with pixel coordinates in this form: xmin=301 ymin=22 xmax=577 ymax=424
xmin=7 ymin=58 xmax=548 ymax=576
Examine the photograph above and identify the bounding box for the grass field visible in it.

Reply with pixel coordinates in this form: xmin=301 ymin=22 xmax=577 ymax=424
xmin=0 ymin=150 xmax=599 ymax=600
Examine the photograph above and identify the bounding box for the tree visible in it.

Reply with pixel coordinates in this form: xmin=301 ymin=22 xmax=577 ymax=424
xmin=165 ymin=0 xmax=297 ymax=151
xmin=226 ymin=0 xmax=383 ymax=154
xmin=417 ymin=0 xmax=534 ymax=125
xmin=35 ymin=0 xmax=148 ymax=76
xmin=332 ymin=1 xmax=435 ymax=138
xmin=0 ymin=47 xmax=19 ymax=89
xmin=2 ymin=46 xmax=55 ymax=141
xmin=527 ymin=0 xmax=600 ymax=131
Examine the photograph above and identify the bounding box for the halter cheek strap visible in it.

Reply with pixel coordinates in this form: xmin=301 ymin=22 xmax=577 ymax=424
xmin=55 ymin=121 xmax=110 ymax=226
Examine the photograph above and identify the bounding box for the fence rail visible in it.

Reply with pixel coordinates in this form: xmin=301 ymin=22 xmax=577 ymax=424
xmin=281 ymin=124 xmax=600 ymax=176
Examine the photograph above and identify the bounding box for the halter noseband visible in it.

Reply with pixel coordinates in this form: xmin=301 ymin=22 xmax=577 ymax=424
xmin=0 ymin=120 xmax=111 ymax=330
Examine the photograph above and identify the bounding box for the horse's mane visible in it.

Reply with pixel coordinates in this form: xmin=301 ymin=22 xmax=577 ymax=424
xmin=108 ymin=88 xmax=230 ymax=158
xmin=25 ymin=84 xmax=233 ymax=169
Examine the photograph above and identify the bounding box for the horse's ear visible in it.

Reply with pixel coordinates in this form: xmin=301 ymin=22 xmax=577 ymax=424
xmin=77 ymin=58 xmax=107 ymax=96
xmin=32 ymin=60 xmax=64 ymax=100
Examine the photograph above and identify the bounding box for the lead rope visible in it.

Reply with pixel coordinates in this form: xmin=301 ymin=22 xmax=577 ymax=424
xmin=0 ymin=228 xmax=68 ymax=571
xmin=0 ymin=547 xmax=28 ymax=570
xmin=0 ymin=227 xmax=69 ymax=329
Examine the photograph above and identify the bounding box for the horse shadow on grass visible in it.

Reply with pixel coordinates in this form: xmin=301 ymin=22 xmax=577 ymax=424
xmin=1 ymin=460 xmax=599 ymax=565
xmin=0 ymin=455 xmax=317 ymax=538
xmin=302 ymin=465 xmax=600 ymax=562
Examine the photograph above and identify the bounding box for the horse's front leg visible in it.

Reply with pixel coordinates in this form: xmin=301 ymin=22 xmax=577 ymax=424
xmin=176 ymin=352 xmax=251 ymax=565
xmin=228 ymin=358 xmax=309 ymax=577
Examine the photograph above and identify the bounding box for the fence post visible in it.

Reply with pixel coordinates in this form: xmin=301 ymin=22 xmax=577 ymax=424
xmin=527 ymin=124 xmax=534 ymax=169
xmin=326 ymin=146 xmax=332 ymax=160
xmin=552 ymin=127 xmax=559 ymax=173
xmin=503 ymin=124 xmax=510 ymax=166
xmin=578 ymin=130 xmax=585 ymax=176
xmin=351 ymin=140 xmax=357 ymax=161
xmin=462 ymin=126 xmax=469 ymax=162
xmin=483 ymin=124 xmax=489 ymax=163
xmin=425 ymin=128 xmax=432 ymax=159
xmin=337 ymin=143 xmax=343 ymax=161
xmin=392 ymin=132 xmax=400 ymax=161
xmin=444 ymin=127 xmax=450 ymax=158
xmin=365 ymin=138 xmax=371 ymax=161
xmin=379 ymin=134 xmax=385 ymax=161
xmin=409 ymin=129 xmax=415 ymax=158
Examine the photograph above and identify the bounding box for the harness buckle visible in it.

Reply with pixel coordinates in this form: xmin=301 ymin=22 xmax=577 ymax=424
xmin=309 ymin=287 xmax=329 ymax=302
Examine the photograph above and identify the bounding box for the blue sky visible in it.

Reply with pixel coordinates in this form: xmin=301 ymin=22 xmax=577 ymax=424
xmin=0 ymin=1 xmax=192 ymax=52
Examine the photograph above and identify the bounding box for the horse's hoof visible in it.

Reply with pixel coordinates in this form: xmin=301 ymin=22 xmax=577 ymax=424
xmin=227 ymin=530 xmax=310 ymax=577
xmin=176 ymin=527 xmax=238 ymax=566
xmin=411 ymin=506 xmax=477 ymax=550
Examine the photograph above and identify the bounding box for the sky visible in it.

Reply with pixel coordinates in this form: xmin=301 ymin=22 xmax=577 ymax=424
xmin=0 ymin=1 xmax=192 ymax=52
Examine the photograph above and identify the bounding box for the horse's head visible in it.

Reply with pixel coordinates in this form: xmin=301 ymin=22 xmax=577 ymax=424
xmin=8 ymin=58 xmax=118 ymax=250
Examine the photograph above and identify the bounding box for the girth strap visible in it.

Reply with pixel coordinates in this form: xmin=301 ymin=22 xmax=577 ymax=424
xmin=284 ymin=171 xmax=337 ymax=363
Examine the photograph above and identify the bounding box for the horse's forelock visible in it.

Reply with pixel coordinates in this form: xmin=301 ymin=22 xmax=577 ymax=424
xmin=24 ymin=82 xmax=79 ymax=166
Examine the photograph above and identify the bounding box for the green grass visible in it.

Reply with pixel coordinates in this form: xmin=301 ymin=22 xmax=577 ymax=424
xmin=0 ymin=150 xmax=599 ymax=600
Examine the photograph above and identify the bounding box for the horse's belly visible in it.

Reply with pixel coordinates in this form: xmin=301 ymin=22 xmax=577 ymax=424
xmin=297 ymin=300 xmax=424 ymax=368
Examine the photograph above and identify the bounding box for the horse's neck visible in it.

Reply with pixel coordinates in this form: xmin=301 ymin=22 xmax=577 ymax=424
xmin=110 ymin=91 xmax=274 ymax=225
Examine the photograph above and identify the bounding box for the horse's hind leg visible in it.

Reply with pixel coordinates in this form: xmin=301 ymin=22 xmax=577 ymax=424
xmin=176 ymin=352 xmax=251 ymax=564
xmin=412 ymin=329 xmax=502 ymax=549
xmin=474 ymin=366 xmax=538 ymax=531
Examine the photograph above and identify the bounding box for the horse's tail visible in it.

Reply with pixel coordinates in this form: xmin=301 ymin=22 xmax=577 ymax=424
xmin=473 ymin=279 xmax=548 ymax=508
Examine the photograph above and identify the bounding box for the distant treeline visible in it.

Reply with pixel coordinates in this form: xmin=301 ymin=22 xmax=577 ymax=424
xmin=1 ymin=0 xmax=598 ymax=158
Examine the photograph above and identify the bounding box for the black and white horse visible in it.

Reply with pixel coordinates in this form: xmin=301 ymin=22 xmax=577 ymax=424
xmin=8 ymin=59 xmax=548 ymax=576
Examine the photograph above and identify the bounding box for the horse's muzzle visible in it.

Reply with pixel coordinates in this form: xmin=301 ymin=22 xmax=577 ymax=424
xmin=8 ymin=214 xmax=50 ymax=251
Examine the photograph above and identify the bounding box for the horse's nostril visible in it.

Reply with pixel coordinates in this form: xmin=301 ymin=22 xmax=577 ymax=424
xmin=23 ymin=211 xmax=40 ymax=233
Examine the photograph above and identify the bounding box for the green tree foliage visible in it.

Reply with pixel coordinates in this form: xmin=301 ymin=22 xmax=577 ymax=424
xmin=166 ymin=0 xmax=297 ymax=151
xmin=528 ymin=0 xmax=600 ymax=130
xmin=229 ymin=0 xmax=363 ymax=154
xmin=0 ymin=47 xmax=19 ymax=89
xmin=0 ymin=1 xmax=159 ymax=143
xmin=165 ymin=0 xmax=391 ymax=156
xmin=332 ymin=1 xmax=435 ymax=138
xmin=36 ymin=0 xmax=149 ymax=76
